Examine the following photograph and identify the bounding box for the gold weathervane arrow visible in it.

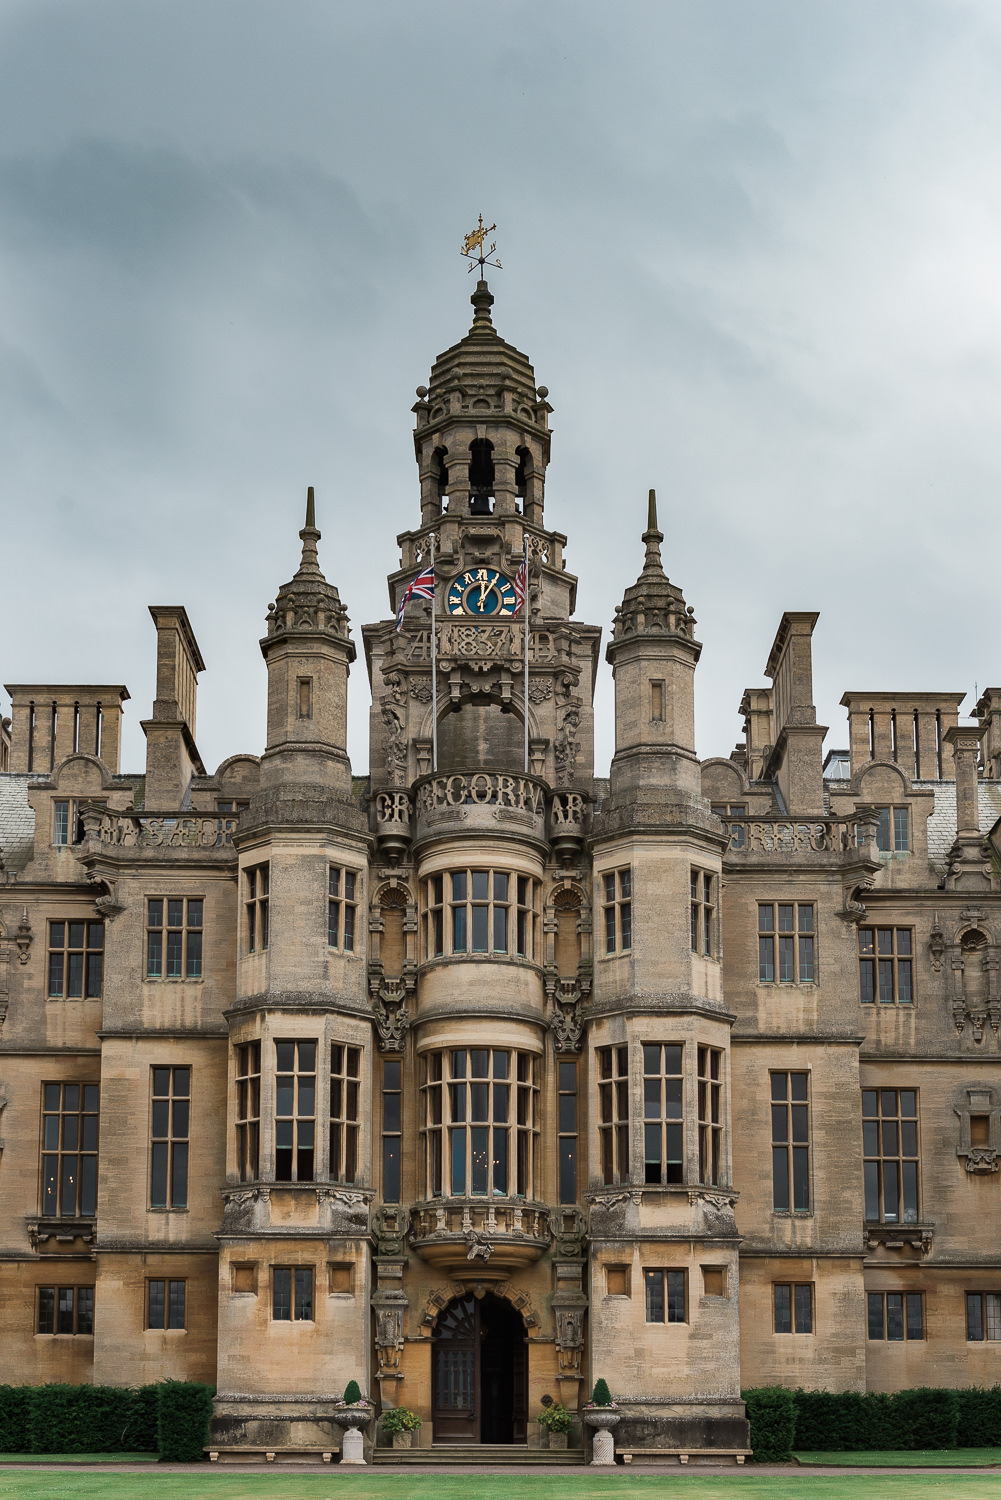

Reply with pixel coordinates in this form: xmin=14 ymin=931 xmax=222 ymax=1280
xmin=461 ymin=214 xmax=503 ymax=274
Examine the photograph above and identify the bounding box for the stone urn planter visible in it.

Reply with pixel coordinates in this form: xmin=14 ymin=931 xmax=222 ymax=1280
xmin=548 ymin=1430 xmax=568 ymax=1451
xmin=392 ymin=1430 xmax=413 ymax=1450
xmin=332 ymin=1405 xmax=373 ymax=1465
xmin=582 ymin=1408 xmax=620 ymax=1466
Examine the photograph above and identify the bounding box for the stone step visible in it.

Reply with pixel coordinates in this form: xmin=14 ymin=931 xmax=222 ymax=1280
xmin=374 ymin=1444 xmax=585 ymax=1465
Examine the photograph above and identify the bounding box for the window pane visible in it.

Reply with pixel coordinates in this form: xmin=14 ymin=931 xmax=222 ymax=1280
xmin=168 ymin=1281 xmax=186 ymax=1329
xmin=774 ymin=1283 xmax=791 ymax=1333
xmin=792 ymin=1147 xmax=810 ymax=1211
xmin=893 ymin=807 xmax=909 ymax=852
xmin=758 ymin=906 xmax=774 ymax=933
xmin=644 ymin=1270 xmax=664 ymax=1323
xmin=666 ymin=1270 xmax=686 ymax=1322
xmin=795 ymin=1283 xmax=812 ymax=1334
xmin=759 ymin=936 xmax=774 ymax=982
xmin=967 ymin=1293 xmax=984 ymax=1341
xmin=905 ymin=1293 xmax=923 ymax=1340
xmin=273 ymin=1267 xmax=291 ymax=1320
xmin=886 ymin=1293 xmax=904 ymax=1341
xmin=778 ymin=905 xmax=794 ymax=932
xmin=148 ymin=1281 xmax=166 ymax=1329
xmin=772 ymin=1146 xmax=790 ymax=1211
xmin=867 ymin=1293 xmax=884 ymax=1339
xmin=778 ymin=936 xmax=794 ymax=981
xmin=471 ymin=904 xmax=488 ymax=952
xmin=38 ymin=1288 xmax=55 ymax=1334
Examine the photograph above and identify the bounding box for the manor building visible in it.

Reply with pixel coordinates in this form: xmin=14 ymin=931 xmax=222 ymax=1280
xmin=2 ymin=281 xmax=1001 ymax=1461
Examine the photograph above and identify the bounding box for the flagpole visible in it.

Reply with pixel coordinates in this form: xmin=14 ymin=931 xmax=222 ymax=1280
xmin=430 ymin=531 xmax=438 ymax=774
xmin=523 ymin=533 xmax=529 ymax=774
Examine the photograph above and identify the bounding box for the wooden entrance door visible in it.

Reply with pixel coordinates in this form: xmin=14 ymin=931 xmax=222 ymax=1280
xmin=431 ymin=1292 xmax=529 ymax=1444
xmin=432 ymin=1294 xmax=478 ymax=1442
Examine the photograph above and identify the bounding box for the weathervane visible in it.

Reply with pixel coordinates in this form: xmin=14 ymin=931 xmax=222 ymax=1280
xmin=461 ymin=215 xmax=502 ymax=275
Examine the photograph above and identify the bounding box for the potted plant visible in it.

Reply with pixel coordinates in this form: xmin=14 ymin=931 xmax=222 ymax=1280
xmin=582 ymin=1378 xmax=620 ymax=1466
xmin=381 ymin=1406 xmax=423 ymax=1450
xmin=537 ymin=1401 xmax=574 ymax=1450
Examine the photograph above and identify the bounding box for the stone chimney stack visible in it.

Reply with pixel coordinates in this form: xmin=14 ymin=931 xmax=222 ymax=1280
xmin=762 ymin=612 xmax=827 ymax=817
xmin=141 ymin=606 xmax=206 ymax=809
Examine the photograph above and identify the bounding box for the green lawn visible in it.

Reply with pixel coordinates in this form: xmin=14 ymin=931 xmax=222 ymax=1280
xmin=796 ymin=1449 xmax=1001 ymax=1467
xmin=2 ymin=1476 xmax=1001 ymax=1500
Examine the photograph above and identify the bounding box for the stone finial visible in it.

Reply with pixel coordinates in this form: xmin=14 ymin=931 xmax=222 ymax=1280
xmin=642 ymin=489 xmax=665 ymax=576
xmin=470 ymin=279 xmax=495 ymax=332
xmin=295 ymin=486 xmax=322 ymax=580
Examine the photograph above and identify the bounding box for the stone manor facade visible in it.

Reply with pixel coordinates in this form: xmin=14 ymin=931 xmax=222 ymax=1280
xmin=2 ymin=281 xmax=1001 ymax=1460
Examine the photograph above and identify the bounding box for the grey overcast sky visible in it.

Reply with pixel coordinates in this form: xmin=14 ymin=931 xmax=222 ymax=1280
xmin=3 ymin=0 xmax=1000 ymax=779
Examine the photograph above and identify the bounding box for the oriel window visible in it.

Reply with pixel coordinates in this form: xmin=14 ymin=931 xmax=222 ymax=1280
xmin=421 ymin=1048 xmax=538 ymax=1199
xmin=150 ymin=1067 xmax=190 ymax=1209
xmin=275 ymin=1040 xmax=316 ymax=1183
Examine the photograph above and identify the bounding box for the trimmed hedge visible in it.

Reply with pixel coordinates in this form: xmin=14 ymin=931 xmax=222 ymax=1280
xmin=956 ymin=1386 xmax=1001 ymax=1447
xmin=0 ymin=1382 xmax=209 ymax=1459
xmin=156 ymin=1381 xmax=215 ymax=1463
xmin=742 ymin=1386 xmax=796 ymax=1462
xmin=0 ymin=1386 xmax=30 ymax=1453
xmin=791 ymin=1387 xmax=960 ymax=1452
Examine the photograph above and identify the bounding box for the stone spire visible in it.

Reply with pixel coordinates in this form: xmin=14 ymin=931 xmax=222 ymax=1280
xmin=606 ymin=491 xmax=703 ymax=798
xmin=259 ymin=488 xmax=355 ymax=790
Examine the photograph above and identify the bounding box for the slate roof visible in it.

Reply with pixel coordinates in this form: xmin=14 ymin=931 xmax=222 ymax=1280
xmin=0 ymin=774 xmax=38 ymax=873
xmin=915 ymin=780 xmax=1001 ymax=868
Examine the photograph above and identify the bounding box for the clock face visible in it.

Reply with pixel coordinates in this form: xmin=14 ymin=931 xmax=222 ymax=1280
xmin=446 ymin=568 xmax=519 ymax=617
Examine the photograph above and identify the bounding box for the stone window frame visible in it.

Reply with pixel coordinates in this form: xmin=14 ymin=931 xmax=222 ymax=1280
xmin=422 ymin=867 xmax=538 ymax=961
xmin=858 ymin=926 xmax=914 ymax=1005
xmin=245 ymin=863 xmax=270 ymax=953
xmin=867 ymin=1290 xmax=924 ymax=1341
xmin=774 ymin=1282 xmax=813 ymax=1334
xmin=421 ymin=1046 xmax=539 ymax=1201
xmin=145 ymin=897 xmax=203 ymax=980
xmin=149 ymin=1065 xmax=190 ymax=1210
xmin=862 ymin=1088 xmax=920 ymax=1224
xmin=690 ymin=869 xmax=716 ymax=958
xmin=40 ymin=1081 xmax=99 ymax=1217
xmin=770 ymin=1070 xmax=811 ymax=1215
xmin=329 ymin=1042 xmax=361 ymax=1185
xmin=642 ymin=1042 xmax=684 ymax=1186
xmin=234 ymin=1041 xmax=261 ymax=1182
xmin=146 ymin=1278 xmax=186 ymax=1330
xmin=757 ymin=902 xmax=816 ymax=985
xmin=599 ymin=867 xmax=632 ymax=956
xmin=271 ymin=1264 xmax=314 ymax=1322
xmin=698 ymin=1046 xmax=724 ymax=1188
xmin=328 ymin=865 xmax=360 ymax=952
xmin=966 ymin=1292 xmax=1001 ymax=1341
xmin=643 ymin=1267 xmax=687 ymax=1324
xmin=597 ymin=1044 xmax=630 ymax=1185
xmin=36 ymin=1284 xmax=94 ymax=1336
xmin=47 ymin=919 xmax=104 ymax=1000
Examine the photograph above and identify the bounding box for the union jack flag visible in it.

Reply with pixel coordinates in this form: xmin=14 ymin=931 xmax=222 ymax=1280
xmin=513 ymin=545 xmax=528 ymax=615
xmin=395 ymin=562 xmax=435 ymax=631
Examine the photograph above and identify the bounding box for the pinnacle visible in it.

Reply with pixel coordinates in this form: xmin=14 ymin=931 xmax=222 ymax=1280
xmin=641 ymin=488 xmax=665 ymax=576
xmin=295 ymin=484 xmax=323 ymax=579
xmin=469 ymin=279 xmax=495 ymax=333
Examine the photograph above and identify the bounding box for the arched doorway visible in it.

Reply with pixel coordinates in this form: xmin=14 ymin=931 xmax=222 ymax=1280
xmin=431 ymin=1292 xmax=528 ymax=1444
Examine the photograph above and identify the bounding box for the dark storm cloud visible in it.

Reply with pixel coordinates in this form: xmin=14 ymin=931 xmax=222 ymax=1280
xmin=2 ymin=0 xmax=1000 ymax=774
